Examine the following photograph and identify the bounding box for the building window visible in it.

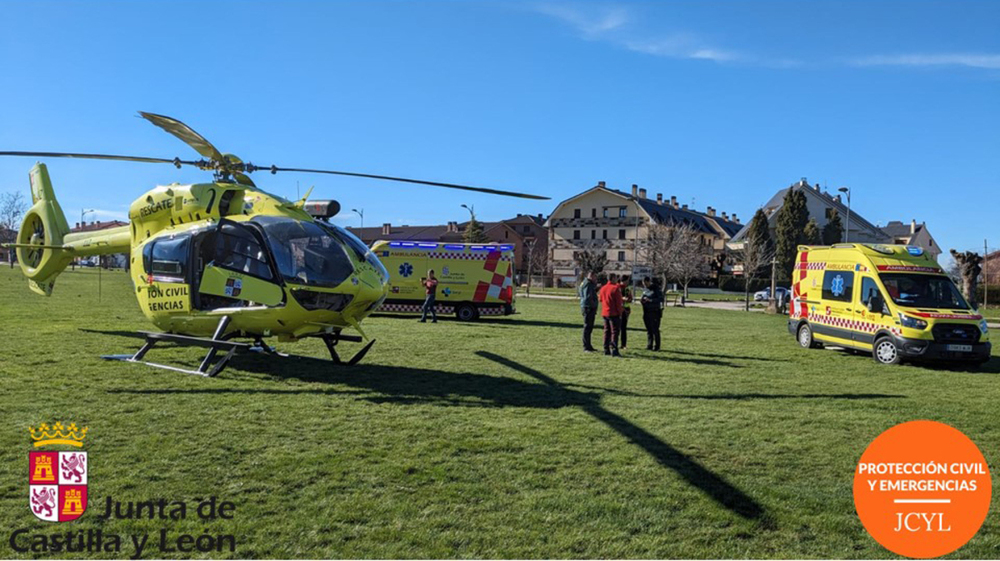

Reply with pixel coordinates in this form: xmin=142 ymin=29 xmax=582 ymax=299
xmin=591 ymin=208 xmax=597 ymax=218
xmin=573 ymin=230 xmax=580 ymax=240
xmin=825 ymin=208 xmax=835 ymax=220
xmin=574 ymin=209 xmax=581 ymax=218
xmin=618 ymin=229 xmax=626 ymax=240
xmin=504 ymin=230 xmax=509 ymax=239
xmin=591 ymin=230 xmax=596 ymax=239
xmin=523 ymin=225 xmax=530 ymax=233
xmin=619 ymin=207 xmax=627 ymax=218
xmin=618 ymin=251 xmax=626 ymax=261
xmin=602 ymin=230 xmax=608 ymax=239
xmin=603 ymin=208 xmax=609 ymax=218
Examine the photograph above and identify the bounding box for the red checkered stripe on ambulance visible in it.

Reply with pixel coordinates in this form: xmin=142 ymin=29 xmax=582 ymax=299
xmin=790 ymin=253 xmax=824 ymax=319
xmin=379 ymin=303 xmax=456 ymax=314
xmin=427 ymin=252 xmax=513 ymax=261
xmin=807 ymin=312 xmax=902 ymax=336
xmin=473 ymin=251 xmax=514 ymax=304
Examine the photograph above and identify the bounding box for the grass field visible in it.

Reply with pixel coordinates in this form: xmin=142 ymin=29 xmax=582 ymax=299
xmin=2 ymin=266 xmax=999 ymax=558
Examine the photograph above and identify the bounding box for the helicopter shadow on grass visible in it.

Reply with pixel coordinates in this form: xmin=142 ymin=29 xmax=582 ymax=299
xmin=110 ymin=349 xmax=769 ymax=523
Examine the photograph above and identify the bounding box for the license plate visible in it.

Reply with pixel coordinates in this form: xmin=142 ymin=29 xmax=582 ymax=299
xmin=947 ymin=344 xmax=973 ymax=352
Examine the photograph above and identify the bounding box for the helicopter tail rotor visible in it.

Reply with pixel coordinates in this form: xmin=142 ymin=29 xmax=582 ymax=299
xmin=13 ymin=164 xmax=75 ymax=295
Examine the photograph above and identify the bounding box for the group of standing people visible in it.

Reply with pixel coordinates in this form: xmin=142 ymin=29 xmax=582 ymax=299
xmin=578 ymin=271 xmax=663 ymax=356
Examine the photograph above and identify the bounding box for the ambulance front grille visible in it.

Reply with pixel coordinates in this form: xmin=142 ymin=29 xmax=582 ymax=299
xmin=931 ymin=323 xmax=980 ymax=344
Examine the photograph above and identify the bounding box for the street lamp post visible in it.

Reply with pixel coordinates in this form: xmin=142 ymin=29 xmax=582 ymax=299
xmin=81 ymin=208 xmax=95 ymax=229
xmin=838 ymin=187 xmax=851 ymax=243
xmin=351 ymin=208 xmax=364 ymax=230
xmin=461 ymin=203 xmax=474 ymax=220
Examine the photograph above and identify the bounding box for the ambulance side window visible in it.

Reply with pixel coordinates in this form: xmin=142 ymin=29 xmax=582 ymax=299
xmin=860 ymin=277 xmax=890 ymax=314
xmin=822 ymin=271 xmax=854 ymax=302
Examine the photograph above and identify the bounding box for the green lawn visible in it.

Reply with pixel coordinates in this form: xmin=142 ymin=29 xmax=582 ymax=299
xmin=1 ymin=266 xmax=999 ymax=558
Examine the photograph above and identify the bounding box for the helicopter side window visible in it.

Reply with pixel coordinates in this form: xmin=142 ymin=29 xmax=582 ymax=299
xmin=214 ymin=223 xmax=273 ymax=281
xmin=143 ymin=235 xmax=191 ymax=281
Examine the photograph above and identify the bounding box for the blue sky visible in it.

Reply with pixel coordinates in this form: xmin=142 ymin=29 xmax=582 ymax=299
xmin=1 ymin=1 xmax=997 ymax=260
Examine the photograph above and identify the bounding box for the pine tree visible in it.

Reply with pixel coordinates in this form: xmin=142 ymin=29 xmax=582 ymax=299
xmin=463 ymin=213 xmax=489 ymax=243
xmin=745 ymin=208 xmax=773 ymax=253
xmin=803 ymin=218 xmax=822 ymax=245
xmin=774 ymin=188 xmax=809 ymax=280
xmin=822 ymin=210 xmax=844 ymax=245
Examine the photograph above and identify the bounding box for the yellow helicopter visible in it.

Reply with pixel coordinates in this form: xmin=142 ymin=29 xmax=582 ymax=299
xmin=1 ymin=112 xmax=547 ymax=376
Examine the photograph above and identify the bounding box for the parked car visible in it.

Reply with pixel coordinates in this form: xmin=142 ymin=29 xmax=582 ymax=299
xmin=754 ymin=286 xmax=789 ymax=301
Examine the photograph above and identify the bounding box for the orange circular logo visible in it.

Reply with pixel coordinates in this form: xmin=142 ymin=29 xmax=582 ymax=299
xmin=854 ymin=420 xmax=991 ymax=558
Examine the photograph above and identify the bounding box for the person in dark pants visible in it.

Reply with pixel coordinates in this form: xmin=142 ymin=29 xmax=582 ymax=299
xmin=640 ymin=277 xmax=663 ymax=350
xmin=599 ymin=272 xmax=623 ymax=357
xmin=618 ymin=275 xmax=633 ymax=350
xmin=578 ymin=270 xmax=598 ymax=352
xmin=419 ymin=269 xmax=438 ymax=323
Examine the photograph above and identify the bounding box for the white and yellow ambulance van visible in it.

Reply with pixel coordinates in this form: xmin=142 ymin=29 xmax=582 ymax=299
xmin=371 ymin=240 xmax=515 ymax=321
xmin=789 ymin=244 xmax=990 ymax=366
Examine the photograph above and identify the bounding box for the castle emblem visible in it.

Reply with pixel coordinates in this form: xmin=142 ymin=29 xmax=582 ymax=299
xmin=28 ymin=422 xmax=88 ymax=522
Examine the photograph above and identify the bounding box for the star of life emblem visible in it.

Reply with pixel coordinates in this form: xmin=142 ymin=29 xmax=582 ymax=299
xmin=29 ymin=451 xmax=88 ymax=522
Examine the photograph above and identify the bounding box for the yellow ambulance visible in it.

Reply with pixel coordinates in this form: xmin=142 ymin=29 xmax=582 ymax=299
xmin=789 ymin=243 xmax=990 ymax=366
xmin=371 ymin=240 xmax=515 ymax=320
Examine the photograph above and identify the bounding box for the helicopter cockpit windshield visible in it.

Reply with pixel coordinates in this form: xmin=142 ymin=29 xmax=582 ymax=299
xmin=252 ymin=216 xmax=354 ymax=288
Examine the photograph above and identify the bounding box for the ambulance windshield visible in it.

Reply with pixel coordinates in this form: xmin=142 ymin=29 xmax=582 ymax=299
xmin=879 ymin=273 xmax=969 ymax=310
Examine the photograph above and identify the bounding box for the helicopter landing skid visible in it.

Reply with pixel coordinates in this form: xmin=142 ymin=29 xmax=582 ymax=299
xmin=102 ymin=331 xmax=251 ymax=377
xmin=252 ymin=333 xmax=376 ymax=365
xmin=102 ymin=316 xmax=248 ymax=377
xmin=319 ymin=333 xmax=376 ymax=365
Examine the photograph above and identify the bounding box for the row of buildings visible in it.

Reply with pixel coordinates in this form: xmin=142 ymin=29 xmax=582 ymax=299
xmin=344 ymin=178 xmax=940 ymax=285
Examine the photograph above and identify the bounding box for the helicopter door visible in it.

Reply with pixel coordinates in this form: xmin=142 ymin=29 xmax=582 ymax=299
xmin=140 ymin=234 xmax=193 ymax=314
xmin=197 ymin=221 xmax=284 ymax=308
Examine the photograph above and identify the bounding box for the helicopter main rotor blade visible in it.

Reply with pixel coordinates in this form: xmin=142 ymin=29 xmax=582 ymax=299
xmin=264 ymin=166 xmax=550 ymax=200
xmin=138 ymin=112 xmax=226 ymax=163
xmin=0 ymin=151 xmax=200 ymax=167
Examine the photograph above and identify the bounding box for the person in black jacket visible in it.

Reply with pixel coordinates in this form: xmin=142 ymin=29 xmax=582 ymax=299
xmin=640 ymin=277 xmax=663 ymax=350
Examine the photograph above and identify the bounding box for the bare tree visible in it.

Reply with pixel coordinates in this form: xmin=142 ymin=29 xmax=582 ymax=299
xmin=522 ymin=238 xmax=549 ymax=295
xmin=0 ymin=192 xmax=27 ymax=266
xmin=736 ymin=235 xmax=776 ymax=312
xmin=666 ymin=224 xmax=712 ymax=303
xmin=0 ymin=192 xmax=27 ymax=239
xmin=574 ymin=241 xmax=609 ymax=279
xmin=642 ymin=223 xmax=710 ymax=304
xmin=951 ymin=249 xmax=982 ymax=308
xmin=641 ymin=223 xmax=674 ymax=289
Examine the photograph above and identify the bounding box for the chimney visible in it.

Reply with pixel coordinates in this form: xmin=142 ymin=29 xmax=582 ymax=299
xmin=631 ymin=184 xmax=638 ymax=197
xmin=382 ymin=223 xmax=391 ymax=236
xmin=638 ymin=188 xmax=647 ymax=199
xmin=682 ymin=204 xmax=688 ymax=210
xmin=733 ymin=214 xmax=740 ymax=224
xmin=707 ymin=206 xmax=716 ymax=217
xmin=910 ymin=219 xmax=916 ymax=234
xmin=537 ymin=213 xmax=542 ymax=219
xmin=75 ymin=222 xmax=80 ymax=229
xmin=597 ymin=181 xmax=606 ymax=188
xmin=815 ymin=183 xmax=821 ymax=191
xmin=656 ymin=193 xmax=663 ymax=204
xmin=721 ymin=212 xmax=728 ymax=220
xmin=670 ymin=196 xmax=678 ymax=208
xmin=833 ymin=194 xmax=842 ymax=203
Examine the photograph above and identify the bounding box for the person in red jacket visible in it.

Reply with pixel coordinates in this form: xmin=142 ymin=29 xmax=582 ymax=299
xmin=598 ymin=272 xmax=624 ymax=357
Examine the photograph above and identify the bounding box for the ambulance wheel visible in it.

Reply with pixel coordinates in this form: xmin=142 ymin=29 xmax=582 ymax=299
xmin=873 ymin=336 xmax=901 ymax=365
xmin=456 ymin=304 xmax=479 ymax=321
xmin=797 ymin=323 xmax=821 ymax=349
